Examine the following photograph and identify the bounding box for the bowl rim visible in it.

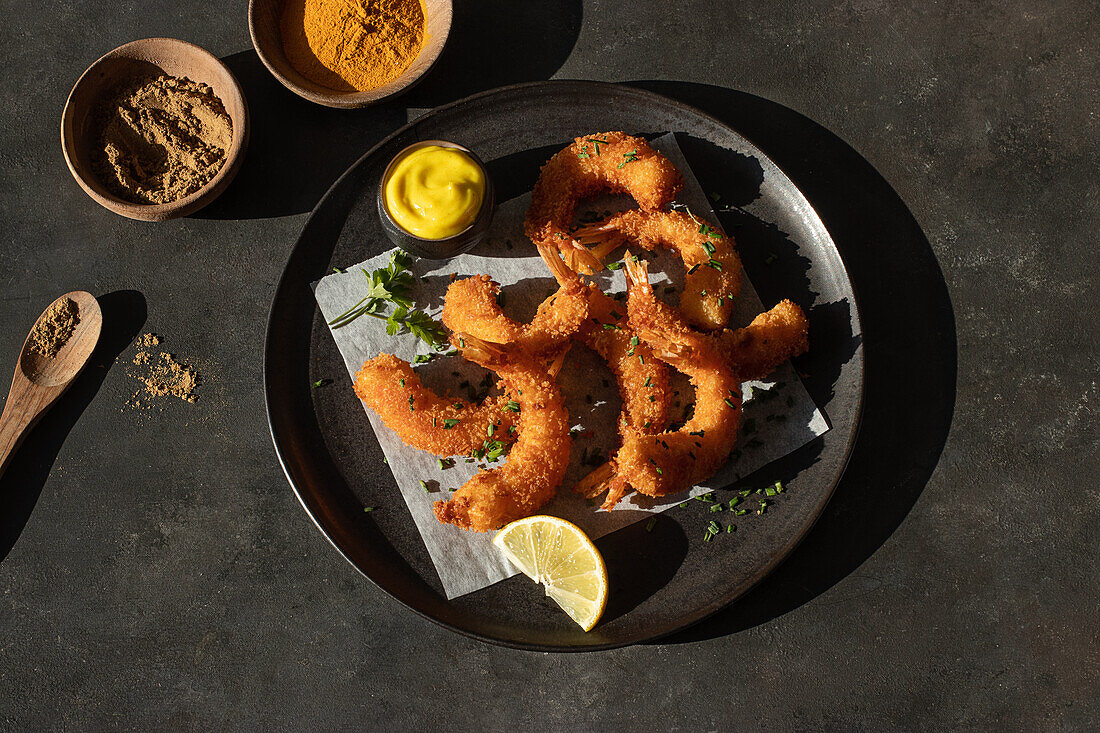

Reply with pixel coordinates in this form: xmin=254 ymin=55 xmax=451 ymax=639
xmin=378 ymin=139 xmax=491 ymax=243
xmin=247 ymin=0 xmax=454 ymax=109
xmin=60 ymin=37 xmax=251 ymax=221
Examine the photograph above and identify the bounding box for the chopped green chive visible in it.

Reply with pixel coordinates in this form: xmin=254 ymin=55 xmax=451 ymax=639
xmin=363 ymin=506 xmax=374 ymax=513
xmin=617 ymin=149 xmax=639 ymax=168
xmin=443 ymin=418 xmax=460 ymax=429
xmin=645 ymin=517 xmax=657 ymax=533
xmin=710 ymin=504 xmax=724 ymax=513
xmin=419 ymin=480 xmax=431 ymax=493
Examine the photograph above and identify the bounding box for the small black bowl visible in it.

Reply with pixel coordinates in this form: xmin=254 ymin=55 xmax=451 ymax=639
xmin=377 ymin=140 xmax=495 ymax=259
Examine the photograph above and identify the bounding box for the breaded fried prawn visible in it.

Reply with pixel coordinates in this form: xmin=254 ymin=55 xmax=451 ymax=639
xmin=577 ymin=255 xmax=743 ymax=508
xmin=575 ymin=209 xmax=742 ymax=331
xmin=576 ymin=284 xmax=671 ymax=434
xmin=718 ymin=299 xmax=809 ymax=381
xmin=442 ymin=241 xmax=589 ymax=357
xmin=433 ymin=336 xmax=572 ymax=532
xmin=524 ymin=132 xmax=682 ymax=273
xmin=354 ymin=354 xmax=518 ymax=456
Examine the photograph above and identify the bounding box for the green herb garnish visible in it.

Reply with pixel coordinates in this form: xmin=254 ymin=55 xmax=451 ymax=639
xmin=617 ymin=149 xmax=639 ymax=169
xmin=328 ymin=251 xmax=446 ymax=349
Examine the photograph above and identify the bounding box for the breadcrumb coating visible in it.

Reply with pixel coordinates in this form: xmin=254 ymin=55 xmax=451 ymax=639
xmin=433 ymin=347 xmax=571 ymax=532
xmin=577 ymin=209 xmax=743 ymax=331
xmin=718 ymin=299 xmax=809 ymax=381
xmin=524 ymin=131 xmax=682 ymax=272
xmin=354 ymin=353 xmax=517 ymax=456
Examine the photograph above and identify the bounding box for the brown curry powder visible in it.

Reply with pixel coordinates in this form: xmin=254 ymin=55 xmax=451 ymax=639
xmin=280 ymin=0 xmax=426 ymax=92
xmin=29 ymin=298 xmax=79 ymax=358
xmin=94 ymin=74 xmax=232 ymax=204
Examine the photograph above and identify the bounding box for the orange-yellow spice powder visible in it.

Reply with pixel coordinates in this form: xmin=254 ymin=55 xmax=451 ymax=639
xmin=280 ymin=0 xmax=426 ymax=93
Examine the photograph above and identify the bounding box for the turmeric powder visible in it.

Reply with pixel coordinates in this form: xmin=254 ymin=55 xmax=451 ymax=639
xmin=280 ymin=0 xmax=426 ymax=93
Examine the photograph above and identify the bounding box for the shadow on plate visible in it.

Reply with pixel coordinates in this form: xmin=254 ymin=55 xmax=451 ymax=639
xmin=626 ymin=81 xmax=958 ymax=644
xmin=598 ymin=514 xmax=689 ymax=624
xmin=199 ymin=0 xmax=582 ymax=220
xmin=0 ymin=290 xmax=147 ymax=562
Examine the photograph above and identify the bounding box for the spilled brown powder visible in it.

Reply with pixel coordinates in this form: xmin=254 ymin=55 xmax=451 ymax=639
xmin=29 ymin=298 xmax=80 ymax=358
xmin=127 ymin=333 xmax=201 ymax=408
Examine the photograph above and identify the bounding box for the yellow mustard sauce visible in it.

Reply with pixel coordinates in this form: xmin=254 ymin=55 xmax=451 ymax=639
xmin=383 ymin=145 xmax=485 ymax=239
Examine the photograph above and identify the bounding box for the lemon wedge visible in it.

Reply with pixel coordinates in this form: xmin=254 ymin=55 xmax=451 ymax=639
xmin=493 ymin=516 xmax=608 ymax=631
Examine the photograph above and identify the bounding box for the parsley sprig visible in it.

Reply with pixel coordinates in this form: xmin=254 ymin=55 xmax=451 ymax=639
xmin=328 ymin=251 xmax=447 ymax=349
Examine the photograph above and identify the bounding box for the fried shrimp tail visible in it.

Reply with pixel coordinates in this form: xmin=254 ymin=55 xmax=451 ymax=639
xmin=433 ymin=334 xmax=572 ymax=532
xmin=579 ymin=255 xmax=743 ymax=508
xmin=575 ymin=209 xmax=743 ymax=331
xmin=354 ymin=353 xmax=517 ymax=456
xmin=524 ymin=131 xmax=683 ymax=273
xmin=441 ymin=241 xmax=589 ymax=357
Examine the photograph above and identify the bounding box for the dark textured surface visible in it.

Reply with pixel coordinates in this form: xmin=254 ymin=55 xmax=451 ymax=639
xmin=0 ymin=0 xmax=1096 ymax=729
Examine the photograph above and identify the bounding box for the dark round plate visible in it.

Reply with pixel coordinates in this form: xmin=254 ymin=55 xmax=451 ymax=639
xmin=264 ymin=81 xmax=863 ymax=652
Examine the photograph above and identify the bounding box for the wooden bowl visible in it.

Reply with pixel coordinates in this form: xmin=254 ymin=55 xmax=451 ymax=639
xmin=61 ymin=38 xmax=250 ymax=221
xmin=249 ymin=0 xmax=453 ymax=109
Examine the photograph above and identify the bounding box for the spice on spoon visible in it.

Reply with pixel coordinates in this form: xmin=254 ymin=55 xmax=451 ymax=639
xmin=28 ymin=297 xmax=80 ymax=358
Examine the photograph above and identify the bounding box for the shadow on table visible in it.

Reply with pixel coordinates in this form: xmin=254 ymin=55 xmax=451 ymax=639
xmin=627 ymin=82 xmax=957 ymax=644
xmin=0 ymin=290 xmax=146 ymax=563
xmin=199 ymin=0 xmax=582 ymax=220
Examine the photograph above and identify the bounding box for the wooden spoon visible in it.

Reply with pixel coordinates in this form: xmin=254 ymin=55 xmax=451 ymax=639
xmin=0 ymin=292 xmax=102 ymax=476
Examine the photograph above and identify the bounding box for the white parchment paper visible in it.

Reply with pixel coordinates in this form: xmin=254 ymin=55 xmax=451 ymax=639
xmin=313 ymin=135 xmax=830 ymax=598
